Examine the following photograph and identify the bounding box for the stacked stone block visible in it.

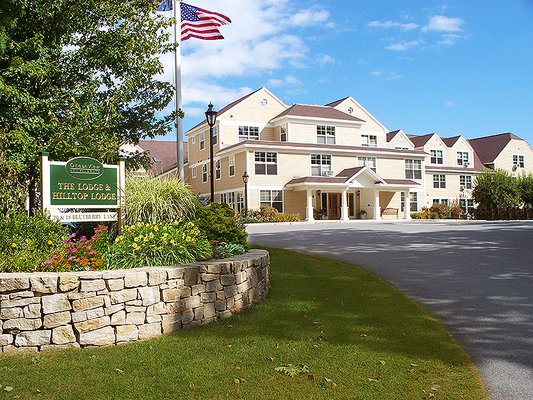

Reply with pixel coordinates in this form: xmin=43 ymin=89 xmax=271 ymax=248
xmin=0 ymin=250 xmax=269 ymax=353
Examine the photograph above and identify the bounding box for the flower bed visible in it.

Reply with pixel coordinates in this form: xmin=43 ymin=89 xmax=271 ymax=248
xmin=0 ymin=250 xmax=269 ymax=353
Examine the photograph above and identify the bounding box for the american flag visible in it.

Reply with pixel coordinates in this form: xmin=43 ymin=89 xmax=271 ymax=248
xmin=157 ymin=1 xmax=231 ymax=41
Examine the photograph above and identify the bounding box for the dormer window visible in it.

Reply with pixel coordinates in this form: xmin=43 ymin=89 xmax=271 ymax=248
xmin=361 ymin=135 xmax=377 ymax=147
xmin=317 ymin=125 xmax=335 ymax=144
xmin=239 ymin=126 xmax=259 ymax=142
xmin=430 ymin=150 xmax=443 ymax=164
xmin=280 ymin=126 xmax=287 ymax=142
xmin=457 ymin=151 xmax=469 ymax=166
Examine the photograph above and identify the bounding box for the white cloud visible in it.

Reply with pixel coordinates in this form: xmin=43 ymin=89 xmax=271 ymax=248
xmin=438 ymin=34 xmax=462 ymax=47
xmin=368 ymin=20 xmax=419 ymax=31
xmin=289 ymin=7 xmax=331 ymax=27
xmin=445 ymin=100 xmax=455 ymax=108
xmin=156 ymin=0 xmax=333 ymax=120
xmin=422 ymin=15 xmax=464 ymax=32
xmin=370 ymin=69 xmax=401 ymax=80
xmin=385 ymin=40 xmax=421 ymax=51
xmin=268 ymin=75 xmax=303 ymax=88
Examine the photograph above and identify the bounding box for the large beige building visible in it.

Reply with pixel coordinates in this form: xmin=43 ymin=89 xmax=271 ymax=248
xmin=144 ymin=87 xmax=531 ymax=221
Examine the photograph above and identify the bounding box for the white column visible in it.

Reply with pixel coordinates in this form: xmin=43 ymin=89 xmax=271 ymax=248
xmin=341 ymin=190 xmax=349 ymax=221
xmin=374 ymin=189 xmax=381 ymax=220
xmin=404 ymin=190 xmax=411 ymax=220
xmin=306 ymin=189 xmax=314 ymax=221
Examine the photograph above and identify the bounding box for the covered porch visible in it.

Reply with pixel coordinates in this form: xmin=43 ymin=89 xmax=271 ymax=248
xmin=284 ymin=167 xmax=420 ymax=221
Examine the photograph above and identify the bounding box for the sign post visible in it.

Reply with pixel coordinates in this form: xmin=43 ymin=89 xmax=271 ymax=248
xmin=41 ymin=154 xmax=124 ymax=224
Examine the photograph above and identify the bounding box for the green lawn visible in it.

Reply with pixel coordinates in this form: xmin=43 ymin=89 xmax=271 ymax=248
xmin=0 ymin=248 xmax=486 ymax=400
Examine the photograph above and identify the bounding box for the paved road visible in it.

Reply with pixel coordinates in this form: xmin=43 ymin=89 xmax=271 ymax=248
xmin=247 ymin=220 xmax=533 ymax=400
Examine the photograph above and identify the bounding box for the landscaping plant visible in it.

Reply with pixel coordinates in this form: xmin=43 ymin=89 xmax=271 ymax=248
xmin=194 ymin=203 xmax=247 ymax=247
xmin=107 ymin=220 xmax=212 ymax=269
xmin=125 ymin=174 xmax=197 ymax=225
xmin=43 ymin=226 xmax=109 ymax=272
xmin=0 ymin=211 xmax=68 ymax=272
xmin=210 ymin=240 xmax=246 ymax=259
xmin=247 ymin=206 xmax=300 ymax=223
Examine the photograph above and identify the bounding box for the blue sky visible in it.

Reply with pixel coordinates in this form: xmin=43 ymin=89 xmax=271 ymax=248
xmin=159 ymin=0 xmax=533 ymax=145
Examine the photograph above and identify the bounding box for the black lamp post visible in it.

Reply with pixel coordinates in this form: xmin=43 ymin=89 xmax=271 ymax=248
xmin=242 ymin=171 xmax=249 ymax=216
xmin=205 ymin=102 xmax=218 ymax=203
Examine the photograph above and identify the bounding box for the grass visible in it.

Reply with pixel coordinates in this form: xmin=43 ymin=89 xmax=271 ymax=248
xmin=0 ymin=248 xmax=486 ymax=400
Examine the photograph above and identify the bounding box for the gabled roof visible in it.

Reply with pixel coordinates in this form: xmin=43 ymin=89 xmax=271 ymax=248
xmin=336 ymin=166 xmax=365 ymax=178
xmin=408 ymin=133 xmax=436 ymax=148
xmin=187 ymin=87 xmax=282 ymax=133
xmin=442 ymin=135 xmax=461 ymax=147
xmin=272 ymin=104 xmax=365 ymax=123
xmin=468 ymin=132 xmax=524 ymax=164
xmin=137 ymin=140 xmax=187 ymax=176
xmin=386 ymin=130 xmax=401 ymax=142
xmin=324 ymin=97 xmax=350 ymax=108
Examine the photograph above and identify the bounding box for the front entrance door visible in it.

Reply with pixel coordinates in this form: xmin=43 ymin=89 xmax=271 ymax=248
xmin=328 ymin=193 xmax=341 ymax=220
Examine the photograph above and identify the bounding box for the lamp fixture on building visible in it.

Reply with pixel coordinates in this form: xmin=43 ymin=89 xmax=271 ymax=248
xmin=205 ymin=102 xmax=218 ymax=203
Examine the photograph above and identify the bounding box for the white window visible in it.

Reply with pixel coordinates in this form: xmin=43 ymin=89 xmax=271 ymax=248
xmin=361 ymin=135 xmax=377 ymax=147
xmin=215 ymin=160 xmax=221 ymax=180
xmin=401 ymin=192 xmax=418 ymax=212
xmin=280 ymin=126 xmax=287 ymax=142
xmin=260 ymin=190 xmax=283 ymax=212
xmin=255 ymin=152 xmax=277 ymax=175
xmin=405 ymin=159 xmax=422 ymax=179
xmin=460 ymin=199 xmax=475 ymax=214
xmin=239 ymin=126 xmax=259 ymax=142
xmin=229 ymin=156 xmax=235 ymax=177
xmin=212 ymin=126 xmax=218 ymax=145
xmin=202 ymin=164 xmax=208 ymax=183
xmin=236 ymin=192 xmax=244 ymax=213
xmin=191 ymin=166 xmax=197 ymax=179
xmin=433 ymin=174 xmax=446 ymax=189
xmin=317 ymin=125 xmax=336 ymax=144
xmin=457 ymin=151 xmax=469 ymax=166
xmin=311 ymin=154 xmax=332 ymax=176
xmin=220 ymin=193 xmax=227 ymax=204
xmin=200 ymin=132 xmax=205 ymax=150
xmin=358 ymin=156 xmax=377 ymax=172
xmin=513 ymin=154 xmax=525 ymax=168
xmin=460 ymin=175 xmax=472 ymax=190
xmin=191 ymin=136 xmax=196 ymax=144
xmin=430 ymin=150 xmax=443 ymax=164
xmin=228 ymin=192 xmax=236 ymax=208
xmin=432 ymin=199 xmax=449 ymax=205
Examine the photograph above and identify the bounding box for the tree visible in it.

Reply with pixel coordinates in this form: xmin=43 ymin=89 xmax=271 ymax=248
xmin=517 ymin=173 xmax=533 ymax=217
xmin=472 ymin=169 xmax=520 ymax=219
xmin=0 ymin=0 xmax=175 ymax=213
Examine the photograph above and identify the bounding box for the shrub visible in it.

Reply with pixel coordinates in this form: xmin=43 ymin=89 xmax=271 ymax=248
xmin=429 ymin=204 xmax=451 ymax=219
xmin=125 ymin=174 xmax=196 ymax=224
xmin=248 ymin=206 xmax=300 ymax=223
xmin=211 ymin=240 xmax=247 ymax=259
xmin=108 ymin=220 xmax=212 ymax=269
xmin=194 ymin=203 xmax=247 ymax=247
xmin=450 ymin=206 xmax=464 ymax=219
xmin=0 ymin=212 xmax=68 ymax=272
xmin=43 ymin=226 xmax=109 ymax=272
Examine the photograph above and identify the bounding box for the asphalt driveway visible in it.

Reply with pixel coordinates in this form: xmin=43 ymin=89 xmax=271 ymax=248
xmin=247 ymin=220 xmax=533 ymax=400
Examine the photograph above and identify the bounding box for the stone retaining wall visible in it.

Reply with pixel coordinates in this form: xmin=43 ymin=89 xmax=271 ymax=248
xmin=0 ymin=250 xmax=269 ymax=353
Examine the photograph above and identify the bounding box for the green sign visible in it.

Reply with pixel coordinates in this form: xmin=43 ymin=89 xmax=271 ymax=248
xmin=49 ymin=157 xmax=119 ymax=207
xmin=65 ymin=157 xmax=105 ymax=180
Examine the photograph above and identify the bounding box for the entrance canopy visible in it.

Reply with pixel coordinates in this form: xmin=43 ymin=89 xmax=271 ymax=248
xmin=285 ymin=166 xmax=420 ymax=221
xmin=285 ymin=166 xmax=419 ymax=192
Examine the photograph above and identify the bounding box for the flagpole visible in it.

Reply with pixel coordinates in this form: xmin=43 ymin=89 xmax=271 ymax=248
xmin=173 ymin=0 xmax=184 ymax=182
